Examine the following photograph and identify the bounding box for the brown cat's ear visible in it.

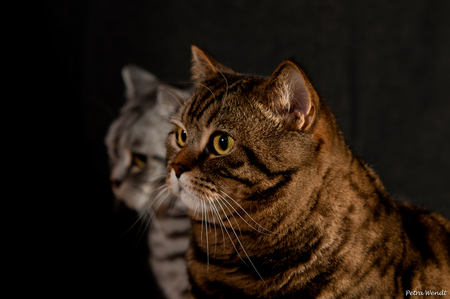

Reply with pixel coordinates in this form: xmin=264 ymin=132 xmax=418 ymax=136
xmin=190 ymin=45 xmax=236 ymax=87
xmin=267 ymin=60 xmax=318 ymax=131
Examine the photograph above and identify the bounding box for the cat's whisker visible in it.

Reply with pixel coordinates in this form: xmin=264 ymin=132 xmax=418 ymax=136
xmin=214 ymin=196 xmax=266 ymax=284
xmin=215 ymin=68 xmax=229 ymax=102
xmin=197 ymin=83 xmax=216 ymax=101
xmin=120 ymin=211 xmax=150 ymax=240
xmin=213 ymin=197 xmax=248 ymax=266
xmin=218 ymin=188 xmax=282 ymax=235
xmin=203 ymin=199 xmax=210 ymax=272
xmin=216 ymin=196 xmax=243 ymax=238
xmin=151 ymin=184 xmax=170 ymax=201
xmin=148 ymin=191 xmax=171 ymax=223
xmin=165 ymin=192 xmax=179 ymax=215
xmin=209 ymin=195 xmax=227 ymax=252
xmin=191 ymin=197 xmax=201 ymax=220
xmin=200 ymin=200 xmax=204 ymax=247
xmin=217 ymin=192 xmax=273 ymax=236
xmin=157 ymin=85 xmax=184 ymax=107
xmin=145 ymin=172 xmax=168 ymax=183
xmin=207 ymin=196 xmax=219 ymax=258
xmin=135 ymin=192 xmax=171 ymax=243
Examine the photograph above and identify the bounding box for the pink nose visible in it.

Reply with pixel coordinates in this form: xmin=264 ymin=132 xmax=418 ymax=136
xmin=172 ymin=163 xmax=190 ymax=178
xmin=111 ymin=179 xmax=121 ymax=188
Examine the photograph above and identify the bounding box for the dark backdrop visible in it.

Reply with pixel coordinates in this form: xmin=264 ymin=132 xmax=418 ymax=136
xmin=46 ymin=0 xmax=449 ymax=297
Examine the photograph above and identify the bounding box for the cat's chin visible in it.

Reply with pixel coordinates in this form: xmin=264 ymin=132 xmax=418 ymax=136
xmin=179 ymin=190 xmax=216 ymax=215
xmin=179 ymin=190 xmax=199 ymax=211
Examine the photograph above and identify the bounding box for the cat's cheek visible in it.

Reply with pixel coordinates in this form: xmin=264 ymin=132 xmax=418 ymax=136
xmin=179 ymin=191 xmax=198 ymax=213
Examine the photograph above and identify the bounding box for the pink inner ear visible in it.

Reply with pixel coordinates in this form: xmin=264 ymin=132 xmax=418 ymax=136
xmin=288 ymin=70 xmax=311 ymax=117
xmin=268 ymin=60 xmax=317 ymax=130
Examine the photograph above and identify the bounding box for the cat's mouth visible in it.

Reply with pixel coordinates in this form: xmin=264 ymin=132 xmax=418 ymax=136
xmin=167 ymin=169 xmax=217 ymax=214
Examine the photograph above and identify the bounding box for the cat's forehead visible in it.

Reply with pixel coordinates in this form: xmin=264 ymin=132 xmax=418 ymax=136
xmin=178 ymin=75 xmax=266 ymax=130
xmin=110 ymin=105 xmax=171 ymax=152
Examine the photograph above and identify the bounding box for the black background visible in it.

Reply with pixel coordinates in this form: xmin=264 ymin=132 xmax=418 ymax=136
xmin=45 ymin=1 xmax=449 ymax=297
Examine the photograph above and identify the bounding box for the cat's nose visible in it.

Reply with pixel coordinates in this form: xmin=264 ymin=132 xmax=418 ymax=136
xmin=111 ymin=179 xmax=122 ymax=188
xmin=172 ymin=163 xmax=190 ymax=178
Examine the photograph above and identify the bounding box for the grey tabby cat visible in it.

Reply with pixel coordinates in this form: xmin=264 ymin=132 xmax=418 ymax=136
xmin=105 ymin=65 xmax=192 ymax=299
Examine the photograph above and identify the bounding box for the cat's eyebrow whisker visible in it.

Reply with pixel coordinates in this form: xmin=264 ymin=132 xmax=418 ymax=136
xmin=215 ymin=68 xmax=229 ymax=102
xmin=157 ymin=85 xmax=184 ymax=107
xmin=197 ymin=83 xmax=216 ymax=101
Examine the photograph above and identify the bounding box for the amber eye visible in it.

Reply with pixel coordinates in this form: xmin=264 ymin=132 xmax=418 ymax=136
xmin=213 ymin=133 xmax=235 ymax=155
xmin=175 ymin=127 xmax=187 ymax=147
xmin=132 ymin=153 xmax=147 ymax=168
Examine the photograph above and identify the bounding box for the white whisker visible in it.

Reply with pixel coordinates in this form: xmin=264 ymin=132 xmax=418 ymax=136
xmin=216 ymin=196 xmax=243 ymax=238
xmin=213 ymin=198 xmax=248 ymax=266
xmin=207 ymin=196 xmax=218 ymax=258
xmin=209 ymin=196 xmax=227 ymax=252
xmin=217 ymin=193 xmax=274 ymax=236
xmin=122 ymin=187 xmax=167 ymax=235
xmin=203 ymin=199 xmax=210 ymax=272
xmin=214 ymin=196 xmax=266 ymax=283
xmin=200 ymin=200 xmax=204 ymax=247
xmin=218 ymin=188 xmax=282 ymax=235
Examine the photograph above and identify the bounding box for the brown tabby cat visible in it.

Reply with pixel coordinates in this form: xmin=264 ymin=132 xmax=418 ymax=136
xmin=165 ymin=46 xmax=450 ymax=298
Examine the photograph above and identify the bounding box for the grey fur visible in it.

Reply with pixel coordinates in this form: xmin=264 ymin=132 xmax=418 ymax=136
xmin=105 ymin=65 xmax=192 ymax=299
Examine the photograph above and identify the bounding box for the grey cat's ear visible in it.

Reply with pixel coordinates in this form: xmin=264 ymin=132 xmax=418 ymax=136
xmin=267 ymin=60 xmax=317 ymax=131
xmin=191 ymin=45 xmax=236 ymax=87
xmin=122 ymin=64 xmax=159 ymax=99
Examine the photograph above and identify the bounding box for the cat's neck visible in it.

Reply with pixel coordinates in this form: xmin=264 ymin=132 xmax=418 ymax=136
xmin=291 ymin=103 xmax=395 ymax=236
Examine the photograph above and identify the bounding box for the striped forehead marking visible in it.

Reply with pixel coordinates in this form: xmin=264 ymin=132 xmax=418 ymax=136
xmin=183 ymin=76 xmax=248 ymax=124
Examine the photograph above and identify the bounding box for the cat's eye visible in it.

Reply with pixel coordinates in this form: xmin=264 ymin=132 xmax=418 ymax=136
xmin=175 ymin=127 xmax=187 ymax=147
xmin=132 ymin=153 xmax=147 ymax=168
xmin=213 ymin=133 xmax=235 ymax=155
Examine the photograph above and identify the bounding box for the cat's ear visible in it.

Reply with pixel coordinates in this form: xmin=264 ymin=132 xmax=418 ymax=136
xmin=191 ymin=45 xmax=236 ymax=87
xmin=122 ymin=64 xmax=159 ymax=100
xmin=267 ymin=60 xmax=317 ymax=131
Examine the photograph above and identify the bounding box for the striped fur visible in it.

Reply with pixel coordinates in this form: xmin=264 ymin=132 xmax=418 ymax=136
xmin=105 ymin=65 xmax=192 ymax=299
xmin=165 ymin=46 xmax=450 ymax=298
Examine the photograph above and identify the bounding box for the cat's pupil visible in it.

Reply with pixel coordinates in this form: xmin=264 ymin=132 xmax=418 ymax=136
xmin=132 ymin=153 xmax=147 ymax=168
xmin=218 ymin=135 xmax=228 ymax=150
xmin=176 ymin=129 xmax=187 ymax=142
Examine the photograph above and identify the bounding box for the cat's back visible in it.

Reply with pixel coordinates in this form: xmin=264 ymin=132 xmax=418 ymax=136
xmin=396 ymin=201 xmax=450 ymax=292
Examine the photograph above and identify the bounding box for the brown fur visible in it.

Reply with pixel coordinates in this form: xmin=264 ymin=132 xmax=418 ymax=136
xmin=165 ymin=46 xmax=450 ymax=298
